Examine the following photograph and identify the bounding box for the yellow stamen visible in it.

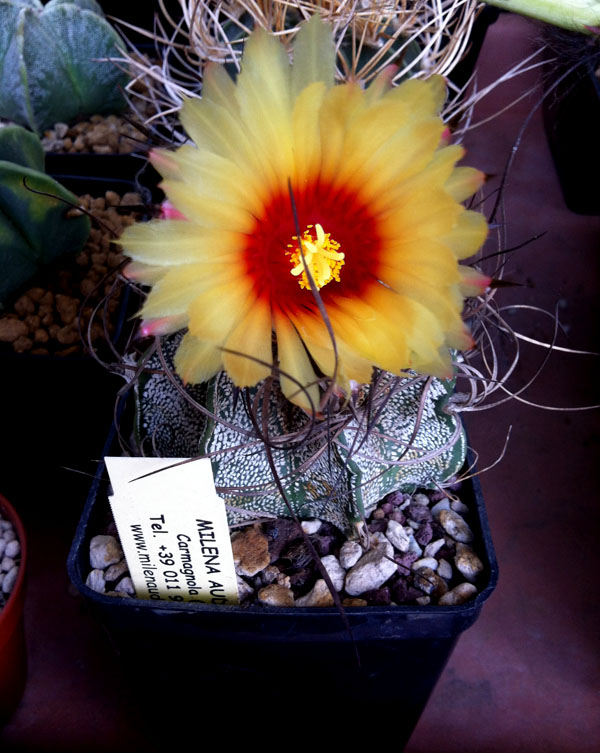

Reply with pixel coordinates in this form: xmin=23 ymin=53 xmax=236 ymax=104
xmin=286 ymin=223 xmax=345 ymax=290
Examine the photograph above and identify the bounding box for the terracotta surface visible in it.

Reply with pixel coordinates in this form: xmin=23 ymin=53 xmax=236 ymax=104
xmin=1 ymin=13 xmax=598 ymax=752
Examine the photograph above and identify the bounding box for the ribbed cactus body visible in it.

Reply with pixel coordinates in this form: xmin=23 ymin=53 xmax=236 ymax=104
xmin=0 ymin=126 xmax=90 ymax=305
xmin=136 ymin=335 xmax=466 ymax=535
xmin=0 ymin=0 xmax=128 ymax=134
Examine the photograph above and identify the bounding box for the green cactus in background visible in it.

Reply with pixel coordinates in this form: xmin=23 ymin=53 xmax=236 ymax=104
xmin=0 ymin=0 xmax=128 ymax=134
xmin=0 ymin=125 xmax=90 ymax=306
xmin=136 ymin=335 xmax=466 ymax=536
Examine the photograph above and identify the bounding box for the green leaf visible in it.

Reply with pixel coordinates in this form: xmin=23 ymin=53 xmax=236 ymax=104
xmin=0 ymin=162 xmax=90 ymax=304
xmin=0 ymin=124 xmax=45 ymax=170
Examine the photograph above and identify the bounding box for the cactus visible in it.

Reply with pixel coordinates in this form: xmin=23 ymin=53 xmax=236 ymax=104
xmin=0 ymin=124 xmax=45 ymax=170
xmin=0 ymin=125 xmax=90 ymax=306
xmin=0 ymin=0 xmax=128 ymax=134
xmin=136 ymin=335 xmax=466 ymax=536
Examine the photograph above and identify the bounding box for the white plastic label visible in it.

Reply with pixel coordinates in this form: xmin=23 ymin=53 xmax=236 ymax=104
xmin=105 ymin=457 xmax=238 ymax=604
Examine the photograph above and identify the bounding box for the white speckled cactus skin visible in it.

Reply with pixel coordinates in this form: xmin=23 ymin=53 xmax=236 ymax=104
xmin=136 ymin=335 xmax=466 ymax=535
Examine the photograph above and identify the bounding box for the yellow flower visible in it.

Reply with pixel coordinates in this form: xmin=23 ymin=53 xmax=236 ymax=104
xmin=121 ymin=15 xmax=489 ymax=413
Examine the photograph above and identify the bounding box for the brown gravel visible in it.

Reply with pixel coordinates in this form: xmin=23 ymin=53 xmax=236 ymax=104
xmin=41 ymin=113 xmax=147 ymax=155
xmin=0 ymin=190 xmax=143 ymax=356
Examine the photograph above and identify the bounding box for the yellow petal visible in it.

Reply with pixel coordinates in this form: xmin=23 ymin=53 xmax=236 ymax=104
xmin=162 ymin=180 xmax=256 ymax=233
xmin=387 ymin=75 xmax=446 ymax=117
xmin=187 ymin=277 xmax=254 ymax=343
xmin=292 ymin=81 xmax=326 ymax=185
xmin=222 ymin=299 xmax=273 ymax=387
xmin=442 ymin=210 xmax=489 ymax=260
xmin=445 ymin=166 xmax=486 ymax=202
xmin=234 ymin=27 xmax=293 ymax=191
xmin=458 ymin=265 xmax=491 ymax=296
xmin=174 ymin=332 xmax=223 ymax=385
xmin=291 ymin=13 xmax=335 ymax=97
xmin=141 ymin=264 xmax=238 ymax=319
xmin=120 ymin=220 xmax=241 ymax=266
xmin=274 ymin=310 xmax=320 ymax=414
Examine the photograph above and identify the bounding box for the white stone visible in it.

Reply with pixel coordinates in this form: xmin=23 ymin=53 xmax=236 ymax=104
xmin=105 ymin=559 xmax=128 ymax=582
xmin=437 ymin=558 xmax=453 ymax=580
xmin=454 ymin=543 xmax=484 ymax=582
xmin=295 ymin=579 xmax=335 ymax=607
xmin=451 ymin=499 xmax=469 ymax=515
xmin=412 ymin=493 xmax=430 ymax=506
xmin=412 ymin=557 xmax=438 ymax=571
xmin=439 ymin=509 xmax=474 ymax=544
xmin=0 ymin=539 xmax=6 ymax=558
xmin=431 ymin=499 xmax=451 ymax=518
xmin=385 ymin=520 xmax=411 ymax=553
xmin=1 ymin=556 xmax=15 ymax=572
xmin=320 ymin=555 xmax=346 ymax=592
xmin=339 ymin=540 xmax=363 ymax=569
xmin=345 ymin=540 xmax=397 ymax=596
xmin=2 ymin=566 xmax=18 ymax=594
xmin=2 ymin=528 xmax=16 ymax=542
xmin=86 ymin=569 xmax=106 ymax=594
xmin=416 ymin=596 xmax=431 ymax=606
xmin=424 ymin=538 xmax=445 ymax=558
xmin=5 ymin=539 xmax=20 ymax=559
xmin=301 ymin=519 xmax=322 ymax=535
xmin=407 ymin=534 xmax=423 ymax=558
xmin=90 ymin=535 xmax=123 ymax=569
xmin=438 ymin=582 xmax=478 ymax=605
xmin=115 ymin=577 xmax=135 ymax=596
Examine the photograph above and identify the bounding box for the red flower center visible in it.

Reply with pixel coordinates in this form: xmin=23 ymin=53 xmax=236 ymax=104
xmin=242 ymin=179 xmax=383 ymax=313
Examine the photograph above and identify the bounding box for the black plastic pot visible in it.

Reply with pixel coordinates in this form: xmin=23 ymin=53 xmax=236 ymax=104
xmin=45 ymin=154 xmax=163 ymax=204
xmin=543 ymin=61 xmax=600 ymax=215
xmin=0 ymin=176 xmax=140 ymax=512
xmin=67 ymin=423 xmax=498 ymax=745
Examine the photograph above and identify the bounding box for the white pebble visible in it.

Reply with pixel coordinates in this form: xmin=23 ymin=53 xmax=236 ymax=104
xmin=339 ymin=540 xmax=363 ymax=569
xmin=86 ymin=569 xmax=106 ymax=594
xmin=345 ymin=540 xmax=397 ymax=596
xmin=416 ymin=595 xmax=431 ymax=606
xmin=2 ymin=566 xmax=18 ymax=594
xmin=431 ymin=499 xmax=451 ymax=518
xmin=437 ymin=558 xmax=453 ymax=580
xmin=407 ymin=534 xmax=423 ymax=557
xmin=320 ymin=555 xmax=345 ymax=592
xmin=412 ymin=557 xmax=438 ymax=571
xmin=2 ymin=528 xmax=16 ymax=542
xmin=0 ymin=539 xmax=6 ymax=558
xmin=115 ymin=577 xmax=135 ymax=596
xmin=301 ymin=519 xmax=322 ymax=535
xmin=451 ymin=499 xmax=469 ymax=515
xmin=438 ymin=582 xmax=478 ymax=605
xmin=424 ymin=538 xmax=445 ymax=558
xmin=412 ymin=493 xmax=430 ymax=506
xmin=5 ymin=540 xmax=20 ymax=559
xmin=439 ymin=509 xmax=474 ymax=544
xmin=0 ymin=520 xmax=12 ymax=531
xmin=1 ymin=556 xmax=15 ymax=572
xmin=385 ymin=520 xmax=411 ymax=553
xmin=89 ymin=535 xmax=123 ymax=569
xmin=104 ymin=559 xmax=128 ymax=582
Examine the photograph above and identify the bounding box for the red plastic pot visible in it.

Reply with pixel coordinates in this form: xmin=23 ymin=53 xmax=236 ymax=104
xmin=0 ymin=494 xmax=27 ymax=726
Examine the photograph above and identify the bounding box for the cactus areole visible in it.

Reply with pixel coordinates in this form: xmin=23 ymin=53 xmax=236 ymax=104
xmin=0 ymin=0 xmax=128 ymax=133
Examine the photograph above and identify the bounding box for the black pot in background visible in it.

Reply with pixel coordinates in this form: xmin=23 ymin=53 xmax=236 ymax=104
xmin=67 ymin=426 xmax=498 ymax=746
xmin=448 ymin=6 xmax=500 ymax=91
xmin=45 ymin=154 xmax=163 ymax=204
xmin=544 ymin=61 xmax=600 ymax=215
xmin=0 ymin=176 xmax=140 ymax=517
